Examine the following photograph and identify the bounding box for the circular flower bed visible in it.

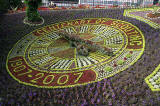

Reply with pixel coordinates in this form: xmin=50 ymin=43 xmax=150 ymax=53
xmin=23 ymin=17 xmax=44 ymax=26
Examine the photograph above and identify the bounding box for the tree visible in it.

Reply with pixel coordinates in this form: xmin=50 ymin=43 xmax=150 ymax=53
xmin=24 ymin=0 xmax=44 ymax=25
xmin=9 ymin=0 xmax=22 ymax=11
xmin=153 ymin=0 xmax=159 ymax=5
xmin=0 ymin=0 xmax=9 ymax=13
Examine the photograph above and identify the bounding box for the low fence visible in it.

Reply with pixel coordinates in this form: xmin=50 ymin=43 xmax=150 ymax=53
xmin=8 ymin=0 xmax=158 ymax=14
xmin=41 ymin=0 xmax=159 ymax=9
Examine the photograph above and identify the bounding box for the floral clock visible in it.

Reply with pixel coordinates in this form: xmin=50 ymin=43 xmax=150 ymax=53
xmin=6 ymin=18 xmax=145 ymax=88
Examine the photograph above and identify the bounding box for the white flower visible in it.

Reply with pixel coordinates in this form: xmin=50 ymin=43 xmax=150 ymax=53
xmin=153 ymin=75 xmax=158 ymax=80
xmin=149 ymin=79 xmax=154 ymax=83
xmin=154 ymin=85 xmax=159 ymax=89
xmin=151 ymin=82 xmax=156 ymax=85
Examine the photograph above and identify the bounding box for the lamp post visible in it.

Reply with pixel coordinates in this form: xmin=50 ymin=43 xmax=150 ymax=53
xmin=93 ymin=0 xmax=94 ymax=7
xmin=137 ymin=0 xmax=144 ymax=6
xmin=78 ymin=0 xmax=81 ymax=5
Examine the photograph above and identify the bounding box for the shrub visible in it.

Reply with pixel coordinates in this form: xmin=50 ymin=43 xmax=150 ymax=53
xmin=0 ymin=0 xmax=9 ymax=13
xmin=25 ymin=0 xmax=42 ymax=22
xmin=9 ymin=0 xmax=22 ymax=10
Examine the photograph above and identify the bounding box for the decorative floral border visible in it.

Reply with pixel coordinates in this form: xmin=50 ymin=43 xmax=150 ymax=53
xmin=23 ymin=17 xmax=44 ymax=26
xmin=123 ymin=7 xmax=160 ymax=29
xmin=145 ymin=64 xmax=160 ymax=91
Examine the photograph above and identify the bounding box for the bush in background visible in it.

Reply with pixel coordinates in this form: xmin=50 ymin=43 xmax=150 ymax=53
xmin=25 ymin=0 xmax=42 ymax=22
xmin=0 ymin=0 xmax=9 ymax=13
xmin=9 ymin=0 xmax=22 ymax=11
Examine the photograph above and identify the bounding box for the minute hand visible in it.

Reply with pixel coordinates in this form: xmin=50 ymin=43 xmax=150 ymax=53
xmin=58 ymin=32 xmax=114 ymax=56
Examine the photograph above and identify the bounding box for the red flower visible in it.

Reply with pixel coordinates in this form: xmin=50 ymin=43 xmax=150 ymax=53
xmin=124 ymin=57 xmax=127 ymax=60
xmin=113 ymin=64 xmax=117 ymax=67
xmin=130 ymin=51 xmax=133 ymax=54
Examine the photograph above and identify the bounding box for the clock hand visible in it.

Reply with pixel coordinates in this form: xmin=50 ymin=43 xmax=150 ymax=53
xmin=58 ymin=32 xmax=114 ymax=56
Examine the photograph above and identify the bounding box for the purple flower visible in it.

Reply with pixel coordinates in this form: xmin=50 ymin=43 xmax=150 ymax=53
xmin=28 ymin=92 xmax=32 ymax=96
xmin=157 ymin=97 xmax=160 ymax=101
xmin=97 ymin=98 xmax=100 ymax=103
xmin=33 ymin=92 xmax=37 ymax=96
xmin=91 ymin=98 xmax=95 ymax=104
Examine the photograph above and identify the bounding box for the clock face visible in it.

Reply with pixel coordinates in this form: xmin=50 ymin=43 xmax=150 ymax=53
xmin=6 ymin=18 xmax=145 ymax=88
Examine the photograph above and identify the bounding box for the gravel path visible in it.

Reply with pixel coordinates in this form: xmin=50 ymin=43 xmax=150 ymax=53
xmin=0 ymin=9 xmax=160 ymax=105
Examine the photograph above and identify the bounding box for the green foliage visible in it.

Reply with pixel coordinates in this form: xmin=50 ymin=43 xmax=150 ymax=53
xmin=126 ymin=54 xmax=132 ymax=58
xmin=25 ymin=0 xmax=42 ymax=22
xmin=117 ymin=60 xmax=125 ymax=65
xmin=105 ymin=66 xmax=113 ymax=72
xmin=153 ymin=0 xmax=159 ymax=5
xmin=0 ymin=0 xmax=9 ymax=12
xmin=9 ymin=0 xmax=22 ymax=9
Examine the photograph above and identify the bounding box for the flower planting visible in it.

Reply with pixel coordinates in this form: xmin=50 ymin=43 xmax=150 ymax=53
xmin=0 ymin=7 xmax=159 ymax=106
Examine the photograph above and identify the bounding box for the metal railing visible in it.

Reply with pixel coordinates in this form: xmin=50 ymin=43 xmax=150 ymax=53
xmin=41 ymin=0 xmax=159 ymax=8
